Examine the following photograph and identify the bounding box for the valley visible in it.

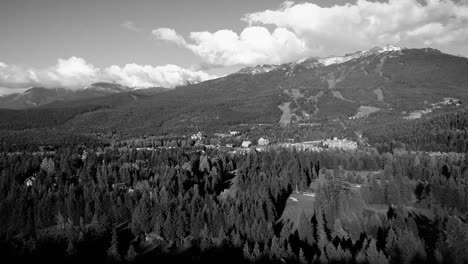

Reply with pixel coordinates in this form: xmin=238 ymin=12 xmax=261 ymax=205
xmin=3 ymin=0 xmax=468 ymax=262
xmin=1 ymin=46 xmax=468 ymax=264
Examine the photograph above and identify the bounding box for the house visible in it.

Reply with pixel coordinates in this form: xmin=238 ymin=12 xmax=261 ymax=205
xmin=323 ymin=137 xmax=357 ymax=151
xmin=25 ymin=175 xmax=36 ymax=187
xmin=241 ymin=141 xmax=252 ymax=148
xmin=258 ymin=137 xmax=270 ymax=146
xmin=81 ymin=150 xmax=88 ymax=161
xmin=230 ymin=131 xmax=240 ymax=136
xmin=191 ymin=132 xmax=203 ymax=141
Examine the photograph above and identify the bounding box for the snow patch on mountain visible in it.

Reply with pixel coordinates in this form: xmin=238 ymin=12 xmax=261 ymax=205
xmin=237 ymin=64 xmax=278 ymax=75
xmin=319 ymin=45 xmax=402 ymax=66
xmin=236 ymin=45 xmax=402 ymax=75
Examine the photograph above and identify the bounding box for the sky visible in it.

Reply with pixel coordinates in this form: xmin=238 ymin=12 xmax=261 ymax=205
xmin=1 ymin=0 xmax=468 ymax=94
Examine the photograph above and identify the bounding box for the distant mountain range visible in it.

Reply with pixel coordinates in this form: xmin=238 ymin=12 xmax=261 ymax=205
xmin=1 ymin=46 xmax=467 ymax=135
xmin=0 ymin=82 xmax=169 ymax=109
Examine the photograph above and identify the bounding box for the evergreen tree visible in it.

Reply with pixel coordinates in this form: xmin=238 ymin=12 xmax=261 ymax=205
xmin=326 ymin=241 xmax=338 ymax=261
xmin=355 ymin=249 xmax=366 ymax=263
xmin=366 ymin=239 xmax=387 ymax=264
xmin=252 ymin=242 xmax=261 ymax=261
xmin=299 ymin=248 xmax=307 ymax=264
xmin=385 ymin=227 xmax=397 ymax=254
xmin=125 ymin=244 xmax=137 ymax=262
xmin=66 ymin=239 xmax=77 ymax=256
xmin=243 ymin=242 xmax=252 ymax=262
xmin=107 ymin=227 xmax=121 ymax=261
xmin=333 ymin=218 xmax=348 ymax=240
xmin=445 ymin=216 xmax=468 ymax=264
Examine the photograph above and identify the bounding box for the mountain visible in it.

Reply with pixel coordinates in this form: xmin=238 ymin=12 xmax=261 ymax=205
xmin=83 ymin=82 xmax=132 ymax=93
xmin=1 ymin=46 xmax=467 ymax=135
xmin=232 ymin=45 xmax=468 ymax=124
xmin=0 ymin=87 xmax=72 ymax=109
xmin=0 ymin=82 xmax=155 ymax=109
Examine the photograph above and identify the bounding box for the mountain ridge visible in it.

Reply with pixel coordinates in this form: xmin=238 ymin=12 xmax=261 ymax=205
xmin=0 ymin=46 xmax=467 ymax=136
xmin=0 ymin=82 xmax=170 ymax=109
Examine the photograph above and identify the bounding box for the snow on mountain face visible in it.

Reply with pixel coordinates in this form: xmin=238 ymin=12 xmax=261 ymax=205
xmin=236 ymin=45 xmax=402 ymax=75
xmin=237 ymin=64 xmax=279 ymax=75
xmin=318 ymin=45 xmax=402 ymax=66
xmin=294 ymin=57 xmax=321 ymax=69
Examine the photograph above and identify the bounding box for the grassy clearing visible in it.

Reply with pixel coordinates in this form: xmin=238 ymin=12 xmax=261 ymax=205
xmin=279 ymin=191 xmax=316 ymax=229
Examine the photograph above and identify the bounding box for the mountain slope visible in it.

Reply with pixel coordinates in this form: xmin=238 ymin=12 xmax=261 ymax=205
xmin=1 ymin=46 xmax=467 ymax=135
xmin=0 ymin=82 xmax=163 ymax=109
xmin=0 ymin=87 xmax=73 ymax=109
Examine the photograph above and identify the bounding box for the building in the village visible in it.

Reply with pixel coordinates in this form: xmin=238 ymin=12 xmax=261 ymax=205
xmin=25 ymin=175 xmax=36 ymax=187
xmin=241 ymin=141 xmax=252 ymax=148
xmin=191 ymin=132 xmax=203 ymax=141
xmin=258 ymin=137 xmax=270 ymax=146
xmin=323 ymin=137 xmax=357 ymax=150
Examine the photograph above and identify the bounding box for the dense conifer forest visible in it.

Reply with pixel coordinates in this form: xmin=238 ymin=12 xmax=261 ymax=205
xmin=1 ymin=141 xmax=467 ymax=263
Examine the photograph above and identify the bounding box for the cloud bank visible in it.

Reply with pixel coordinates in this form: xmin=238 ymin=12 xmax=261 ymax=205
xmin=0 ymin=57 xmax=216 ymax=90
xmin=153 ymin=27 xmax=308 ymax=67
xmin=153 ymin=0 xmax=468 ymax=67
xmin=104 ymin=63 xmax=215 ymax=88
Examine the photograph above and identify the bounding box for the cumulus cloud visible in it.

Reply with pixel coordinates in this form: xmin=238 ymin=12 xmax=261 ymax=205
xmin=153 ymin=26 xmax=308 ymax=67
xmin=244 ymin=0 xmax=468 ymax=57
xmin=152 ymin=28 xmax=187 ymax=46
xmin=104 ymin=64 xmax=215 ymax=88
xmin=0 ymin=62 xmax=40 ymax=88
xmin=0 ymin=57 xmax=216 ymax=91
xmin=153 ymin=0 xmax=468 ymax=66
xmin=50 ymin=57 xmax=100 ymax=87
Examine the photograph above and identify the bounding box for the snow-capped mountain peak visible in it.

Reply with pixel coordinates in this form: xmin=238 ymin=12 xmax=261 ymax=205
xmin=376 ymin=44 xmax=401 ymax=53
xmin=237 ymin=64 xmax=279 ymax=75
xmin=236 ymin=45 xmax=402 ymax=75
xmin=318 ymin=45 xmax=402 ymax=66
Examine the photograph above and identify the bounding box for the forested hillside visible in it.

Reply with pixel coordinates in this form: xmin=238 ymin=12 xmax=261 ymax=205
xmin=364 ymin=109 xmax=468 ymax=153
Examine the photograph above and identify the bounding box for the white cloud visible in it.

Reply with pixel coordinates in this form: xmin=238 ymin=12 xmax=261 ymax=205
xmin=244 ymin=0 xmax=468 ymax=57
xmin=153 ymin=0 xmax=468 ymax=66
xmin=0 ymin=57 xmax=99 ymax=89
xmin=153 ymin=26 xmax=308 ymax=67
xmin=104 ymin=63 xmax=216 ymax=88
xmin=48 ymin=57 xmax=100 ymax=87
xmin=152 ymin=28 xmax=187 ymax=46
xmin=0 ymin=57 xmax=217 ymax=90
xmin=0 ymin=62 xmax=43 ymax=88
